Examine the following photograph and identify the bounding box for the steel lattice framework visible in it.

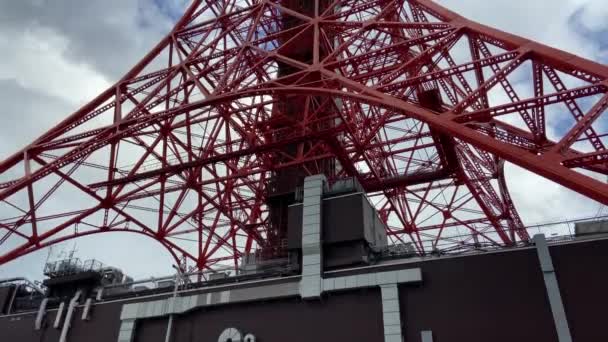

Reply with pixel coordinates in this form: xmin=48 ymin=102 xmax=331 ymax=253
xmin=1 ymin=0 xmax=607 ymax=271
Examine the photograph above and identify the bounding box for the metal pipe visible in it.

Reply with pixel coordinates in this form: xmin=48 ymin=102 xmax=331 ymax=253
xmin=0 ymin=277 xmax=45 ymax=295
xmin=35 ymin=298 xmax=49 ymax=330
xmin=59 ymin=290 xmax=82 ymax=342
xmin=53 ymin=301 xmax=65 ymax=329
xmin=6 ymin=284 xmax=19 ymax=315
xmin=101 ymin=264 xmax=236 ymax=290
xmin=164 ymin=266 xmax=182 ymax=342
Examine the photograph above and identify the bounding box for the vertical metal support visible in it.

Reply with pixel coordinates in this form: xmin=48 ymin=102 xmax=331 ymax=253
xmin=421 ymin=331 xmax=434 ymax=342
xmin=6 ymin=284 xmax=19 ymax=314
xmin=534 ymin=234 xmax=573 ymax=342
xmin=300 ymin=175 xmax=326 ymax=299
xmin=164 ymin=268 xmax=181 ymax=342
xmin=381 ymin=284 xmax=402 ymax=342
xmin=164 ymin=315 xmax=174 ymax=342
xmin=59 ymin=290 xmax=82 ymax=342
xmin=81 ymin=298 xmax=93 ymax=321
xmin=35 ymin=298 xmax=49 ymax=330
xmin=54 ymin=301 xmax=66 ymax=329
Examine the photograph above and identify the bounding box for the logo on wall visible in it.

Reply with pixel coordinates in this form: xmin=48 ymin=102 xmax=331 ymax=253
xmin=218 ymin=327 xmax=256 ymax=342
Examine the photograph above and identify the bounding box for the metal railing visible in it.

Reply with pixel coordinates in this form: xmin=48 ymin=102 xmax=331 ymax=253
xmin=379 ymin=216 xmax=608 ymax=261
xmin=99 ymin=260 xmax=297 ymax=300
xmin=44 ymin=258 xmax=105 ymax=278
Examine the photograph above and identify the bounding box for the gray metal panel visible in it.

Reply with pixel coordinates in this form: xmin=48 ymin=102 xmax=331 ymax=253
xmin=300 ymin=175 xmax=325 ymax=299
xmin=421 ymin=331 xmax=434 ymax=342
xmin=535 ymin=234 xmax=555 ymax=272
xmin=534 ymin=234 xmax=573 ymax=342
xmin=120 ymin=281 xmax=301 ymax=321
xmin=575 ymin=220 xmax=608 ymax=237
xmin=120 ymin=302 xmax=140 ymax=320
xmin=381 ymin=284 xmax=403 ymax=342
xmin=322 ymin=192 xmax=387 ymax=250
xmin=377 ymin=271 xmax=398 ymax=285
xmin=117 ymin=319 xmax=136 ymax=342
xmin=322 ymin=193 xmax=365 ymax=244
xmin=323 ymin=268 xmax=421 ymax=292
xmin=228 ymin=282 xmax=299 ymax=303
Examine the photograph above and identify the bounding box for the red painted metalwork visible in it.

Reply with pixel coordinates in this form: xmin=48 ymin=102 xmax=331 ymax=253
xmin=1 ymin=0 xmax=607 ymax=270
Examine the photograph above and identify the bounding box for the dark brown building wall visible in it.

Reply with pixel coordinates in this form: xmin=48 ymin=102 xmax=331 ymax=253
xmin=1 ymin=311 xmax=62 ymax=342
xmin=0 ymin=285 xmax=15 ymax=314
xmin=135 ymin=289 xmax=384 ymax=342
xmin=399 ymin=249 xmax=558 ymax=342
xmin=67 ymin=301 xmax=122 ymax=342
xmin=135 ymin=316 xmax=168 ymax=342
xmin=2 ymin=238 xmax=608 ymax=342
xmin=0 ymin=300 xmax=123 ymax=342
xmin=551 ymin=239 xmax=608 ymax=342
xmin=2 ymin=312 xmax=43 ymax=342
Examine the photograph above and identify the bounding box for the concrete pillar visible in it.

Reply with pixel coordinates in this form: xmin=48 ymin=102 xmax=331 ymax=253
xmin=117 ymin=319 xmax=136 ymax=342
xmin=299 ymin=175 xmax=326 ymax=299
xmin=381 ymin=284 xmax=403 ymax=342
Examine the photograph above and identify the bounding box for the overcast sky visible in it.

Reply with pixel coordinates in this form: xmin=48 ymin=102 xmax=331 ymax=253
xmin=0 ymin=0 xmax=607 ymax=282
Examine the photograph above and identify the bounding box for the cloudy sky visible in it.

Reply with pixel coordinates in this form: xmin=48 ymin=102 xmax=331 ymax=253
xmin=0 ymin=0 xmax=607 ymax=282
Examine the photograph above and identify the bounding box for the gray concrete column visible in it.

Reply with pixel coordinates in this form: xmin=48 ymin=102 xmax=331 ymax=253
xmin=381 ymin=284 xmax=402 ymax=342
xmin=117 ymin=319 xmax=136 ymax=342
xmin=300 ymin=174 xmax=326 ymax=299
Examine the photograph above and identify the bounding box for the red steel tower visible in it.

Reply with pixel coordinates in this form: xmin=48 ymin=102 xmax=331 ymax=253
xmin=1 ymin=0 xmax=607 ymax=271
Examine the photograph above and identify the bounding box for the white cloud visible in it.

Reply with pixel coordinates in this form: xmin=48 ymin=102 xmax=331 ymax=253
xmin=0 ymin=25 xmax=111 ymax=106
xmin=438 ymin=0 xmax=607 ymax=60
xmin=574 ymin=0 xmax=608 ymax=31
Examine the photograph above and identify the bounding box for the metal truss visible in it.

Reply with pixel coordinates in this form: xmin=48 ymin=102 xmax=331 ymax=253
xmin=1 ymin=0 xmax=607 ymax=270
